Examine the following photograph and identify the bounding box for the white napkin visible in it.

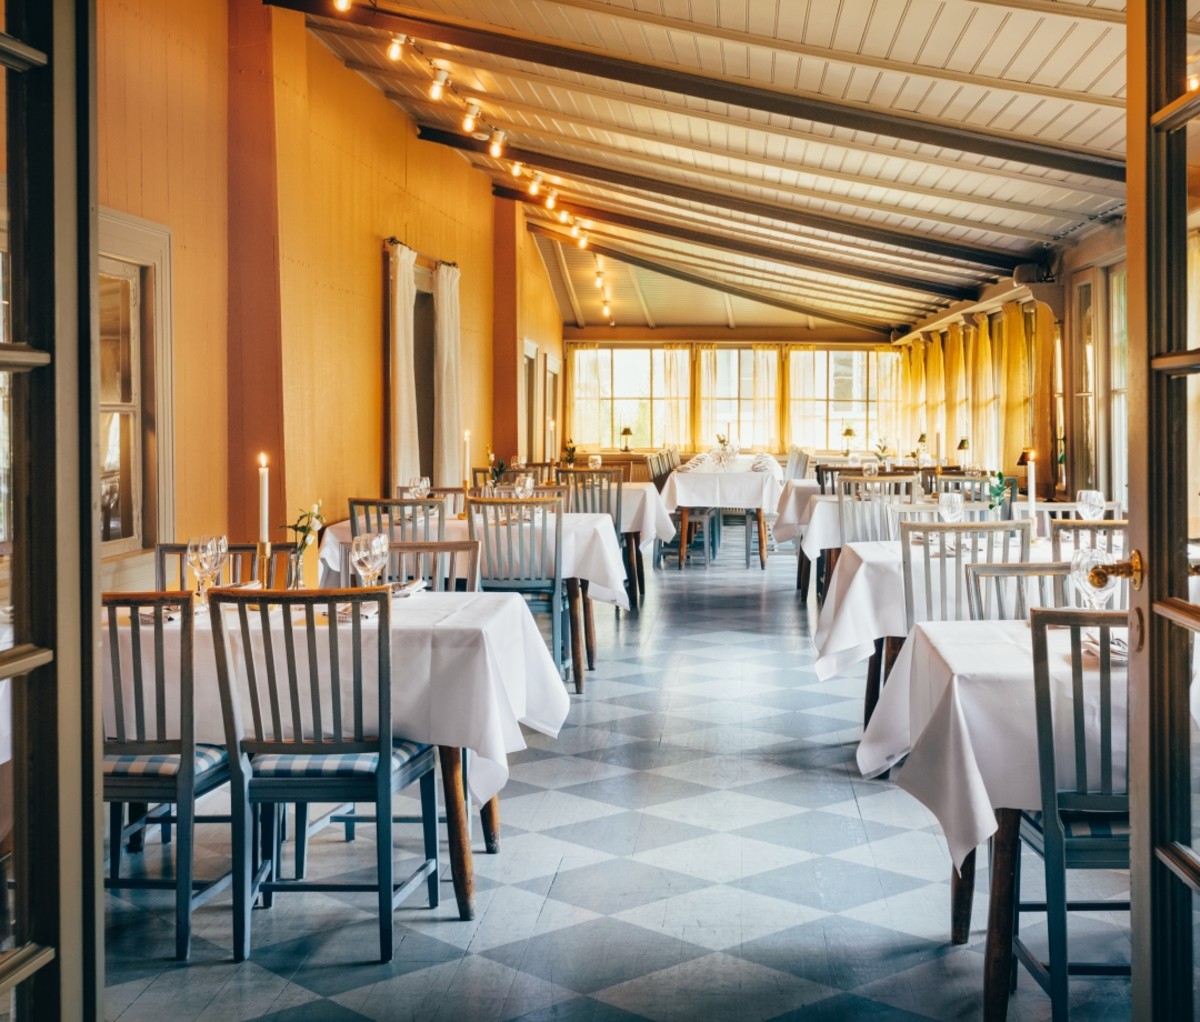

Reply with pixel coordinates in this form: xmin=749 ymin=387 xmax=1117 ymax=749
xmin=335 ymin=601 xmax=381 ymax=623
xmin=391 ymin=579 xmax=427 ymax=598
xmin=1081 ymin=632 xmax=1128 ymax=666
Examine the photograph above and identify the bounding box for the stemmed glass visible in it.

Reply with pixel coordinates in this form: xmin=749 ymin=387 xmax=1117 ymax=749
xmin=1071 ymin=548 xmax=1117 ymax=609
xmin=350 ymin=533 xmax=389 ymax=587
xmin=937 ymin=492 xmax=964 ymax=523
xmin=1076 ymin=489 xmax=1106 ymax=522
xmin=513 ymin=473 xmax=534 ymax=499
xmin=408 ymin=475 xmax=430 ymax=499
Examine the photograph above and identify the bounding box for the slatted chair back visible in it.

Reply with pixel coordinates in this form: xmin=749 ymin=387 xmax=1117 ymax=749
xmin=815 ymin=463 xmax=843 ymax=495
xmin=665 ymin=447 xmax=682 ymax=470
xmin=796 ymin=449 xmax=812 ymax=479
xmin=209 ymin=587 xmax=392 ymax=760
xmin=934 ymin=473 xmax=990 ymax=502
xmin=1050 ymin=518 xmax=1128 ymax=560
xmin=965 ymin=561 xmax=1072 ymax=621
xmin=522 ymin=461 xmax=555 ymax=484
xmin=467 ymin=496 xmax=564 ymax=594
xmin=157 ymin=542 xmax=254 ymax=590
xmin=471 ymin=467 xmax=493 ymax=489
xmin=783 ymin=445 xmax=803 ymax=482
xmin=383 ymin=540 xmax=480 ymax=592
xmin=348 ymin=497 xmax=446 ymax=544
xmin=555 ymin=466 xmax=623 ymax=528
xmin=836 ymin=474 xmax=917 ymax=544
xmin=899 ymin=519 xmax=1033 ymax=631
xmin=534 ymin=483 xmax=570 ymax=511
xmin=427 ymin=487 xmax=466 ymax=515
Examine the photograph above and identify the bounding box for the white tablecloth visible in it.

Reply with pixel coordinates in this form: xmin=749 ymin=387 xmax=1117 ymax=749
xmin=320 ymin=512 xmax=630 ymax=610
xmin=771 ymin=479 xmax=821 ymax=544
xmin=101 ymin=592 xmax=570 ymax=805
xmin=620 ymin=481 xmax=676 ymax=552
xmin=855 ymin=619 xmax=1128 ymax=869
xmin=662 ymin=463 xmax=783 ymax=512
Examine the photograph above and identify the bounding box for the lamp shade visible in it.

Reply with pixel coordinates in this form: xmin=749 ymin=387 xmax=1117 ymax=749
xmin=957 ymin=437 xmax=970 ymax=451
xmin=1016 ymin=447 xmax=1035 ymax=466
xmin=620 ymin=426 xmax=632 ymax=437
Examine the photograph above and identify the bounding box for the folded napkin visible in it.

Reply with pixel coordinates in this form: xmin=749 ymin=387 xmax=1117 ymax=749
xmin=335 ymin=602 xmax=381 ymax=623
xmin=751 ymin=454 xmax=783 ymax=478
xmin=391 ymin=579 xmax=427 ymax=598
xmin=137 ymin=605 xmax=182 ymax=623
xmin=1081 ymin=632 xmax=1128 ymax=666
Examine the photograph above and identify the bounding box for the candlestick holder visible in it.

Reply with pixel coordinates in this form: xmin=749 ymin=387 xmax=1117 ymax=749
xmin=256 ymin=541 xmax=272 ymax=587
xmin=459 ymin=479 xmax=470 ymax=519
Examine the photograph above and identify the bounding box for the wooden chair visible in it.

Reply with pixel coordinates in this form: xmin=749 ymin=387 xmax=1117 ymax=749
xmin=965 ymin=561 xmax=1072 ymax=621
xmin=381 ymin=539 xmax=480 ymax=592
xmin=1014 ymin=608 xmax=1131 ymax=1019
xmin=467 ymin=496 xmax=570 ymax=683
xmin=836 ymin=474 xmax=918 ymax=545
xmin=522 ymin=461 xmax=555 ymax=484
xmin=208 ymin=587 xmax=439 ymax=963
xmin=533 ymin=483 xmax=570 ymax=511
xmin=555 ymin=466 xmax=623 ymax=527
xmin=155 ymin=541 xmax=293 ymax=590
xmin=1050 ymin=519 xmax=1128 ymax=559
xmin=348 ymin=497 xmax=447 ymax=544
xmin=101 ymin=591 xmax=232 ymax=960
xmin=814 ymin=463 xmax=843 ymax=495
xmin=933 ymin=473 xmax=991 ymax=502
xmin=428 ymin=486 xmax=466 ymax=516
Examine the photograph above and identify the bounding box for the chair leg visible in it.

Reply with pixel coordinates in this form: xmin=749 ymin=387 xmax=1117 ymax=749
xmin=127 ymin=801 xmax=147 ymax=852
xmin=108 ymin=802 xmax=124 ymax=879
xmin=797 ymin=549 xmax=811 ymax=597
xmin=260 ymin=805 xmax=279 ymax=909
xmin=295 ymin=803 xmax=310 ymax=878
xmin=175 ymin=793 xmax=194 ymax=961
xmin=1043 ymin=842 xmax=1071 ymax=1019
xmin=419 ymin=769 xmax=439 ymax=908
xmin=375 ymin=789 xmax=394 ymax=963
xmin=582 ymin=583 xmax=596 ymax=671
xmin=231 ymin=789 xmax=253 ymax=963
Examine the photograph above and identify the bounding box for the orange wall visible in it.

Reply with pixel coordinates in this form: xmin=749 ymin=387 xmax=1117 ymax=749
xmin=97 ymin=0 xmax=230 ymax=539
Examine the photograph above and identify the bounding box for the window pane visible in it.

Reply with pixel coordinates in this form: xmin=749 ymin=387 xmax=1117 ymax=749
xmin=100 ymin=412 xmax=135 ymax=542
xmin=99 ymin=273 xmax=134 ymax=404
xmin=830 ymin=351 xmax=867 ymax=401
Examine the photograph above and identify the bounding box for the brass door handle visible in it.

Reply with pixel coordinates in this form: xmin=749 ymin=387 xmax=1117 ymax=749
xmin=1088 ymin=549 xmax=1143 ymax=591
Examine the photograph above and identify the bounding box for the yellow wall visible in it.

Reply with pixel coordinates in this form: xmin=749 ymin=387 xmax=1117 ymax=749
xmin=98 ymin=0 xmax=230 ymax=539
xmin=517 ymin=206 xmax=565 ymax=457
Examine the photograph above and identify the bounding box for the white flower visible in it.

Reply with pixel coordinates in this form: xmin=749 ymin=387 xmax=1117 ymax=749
xmin=310 ymin=502 xmax=320 ymax=515
xmin=305 ymin=533 xmax=316 ymax=546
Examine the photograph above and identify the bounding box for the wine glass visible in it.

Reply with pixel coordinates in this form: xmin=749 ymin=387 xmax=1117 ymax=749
xmin=203 ymin=535 xmax=228 ymax=606
xmin=588 ymin=454 xmax=602 ymax=469
xmin=938 ymin=492 xmax=964 ymax=523
xmin=185 ymin=537 xmax=210 ymax=598
xmin=407 ymin=475 xmax=422 ymax=498
xmin=350 ymin=534 xmax=386 ymax=586
xmin=1076 ymin=489 xmax=1106 ymax=522
xmin=513 ymin=473 xmax=533 ymax=499
xmin=861 ymin=460 xmax=878 ymax=479
xmin=417 ymin=476 xmax=431 ymax=499
xmin=1071 ymin=548 xmax=1117 ymax=609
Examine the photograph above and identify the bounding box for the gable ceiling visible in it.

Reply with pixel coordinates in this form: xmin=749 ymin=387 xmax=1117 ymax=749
xmin=268 ymin=0 xmax=1145 ymax=340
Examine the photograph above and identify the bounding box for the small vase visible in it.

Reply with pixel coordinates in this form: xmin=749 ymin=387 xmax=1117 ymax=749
xmin=288 ymin=548 xmax=306 ymax=589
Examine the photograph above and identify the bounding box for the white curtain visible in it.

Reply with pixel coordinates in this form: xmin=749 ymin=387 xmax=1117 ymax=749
xmin=944 ymin=322 xmax=966 ymax=453
xmin=432 ymin=262 xmax=462 ymax=487
xmin=661 ymin=345 xmax=689 ymax=448
xmin=925 ymin=333 xmax=946 ymax=457
xmin=697 ymin=345 xmax=718 ymax=444
xmin=388 ymin=242 xmax=420 ymax=491
xmin=970 ymin=313 xmax=999 ymax=471
xmin=750 ymin=345 xmax=780 ymax=451
xmin=570 ymin=344 xmax=603 ymax=448
xmin=873 ymin=348 xmax=903 ymax=454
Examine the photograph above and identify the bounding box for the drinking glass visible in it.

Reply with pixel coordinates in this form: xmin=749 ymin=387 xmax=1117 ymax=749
xmin=185 ymin=537 xmax=207 ymax=595
xmin=861 ymin=461 xmax=878 ymax=479
xmin=513 ymin=473 xmax=533 ymax=499
xmin=408 ymin=475 xmax=423 ymax=498
xmin=1076 ymin=489 xmax=1106 ymax=522
xmin=206 ymin=534 xmax=229 ymax=595
xmin=587 ymin=454 xmax=602 ymax=469
xmin=938 ymin=492 xmax=964 ymax=523
xmin=1071 ymin=548 xmax=1117 ymax=609
xmin=351 ymin=533 xmax=388 ymax=586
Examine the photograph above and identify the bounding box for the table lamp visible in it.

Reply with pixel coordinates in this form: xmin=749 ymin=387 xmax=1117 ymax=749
xmin=620 ymin=426 xmax=633 ymax=452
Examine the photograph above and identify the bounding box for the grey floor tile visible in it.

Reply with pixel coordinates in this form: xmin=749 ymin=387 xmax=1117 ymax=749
xmin=733 ymin=856 xmax=931 ymax=913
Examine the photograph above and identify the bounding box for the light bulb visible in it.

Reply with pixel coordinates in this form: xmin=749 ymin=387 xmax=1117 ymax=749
xmin=570 ymin=223 xmax=580 ymax=237
xmin=578 ymin=233 xmax=589 ymax=249
xmin=386 ymin=35 xmax=405 ymax=61
xmin=333 ymin=0 xmax=351 ymax=11
xmin=511 ymin=161 xmax=523 ymax=177
xmin=594 ymin=271 xmax=603 ymax=288
xmin=1190 ymin=74 xmax=1199 ymax=91
xmin=545 ymin=189 xmax=557 ymax=210
xmin=529 ymin=174 xmax=542 ymax=196
xmin=602 ymin=302 xmax=611 ymax=317
xmin=430 ymin=69 xmax=448 ymax=100
xmin=558 ymin=210 xmax=569 ymax=223
xmin=488 ymin=129 xmax=506 ymax=157
xmin=462 ymin=105 xmax=479 ymax=133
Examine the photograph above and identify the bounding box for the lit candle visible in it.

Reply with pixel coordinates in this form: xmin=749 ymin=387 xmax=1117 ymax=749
xmin=463 ymin=430 xmax=470 ymax=481
xmin=258 ymin=453 xmax=269 ymax=543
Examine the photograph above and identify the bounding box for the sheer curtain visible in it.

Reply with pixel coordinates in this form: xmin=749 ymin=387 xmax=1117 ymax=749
xmin=999 ymin=301 xmax=1030 ymax=475
xmin=944 ymin=322 xmax=966 ymax=452
xmin=750 ymin=345 xmax=780 ymax=451
xmin=388 ymin=241 xmax=419 ymax=490
xmin=908 ymin=341 xmax=926 ymax=449
xmin=925 ymin=333 xmax=945 ymax=455
xmin=661 ymin=345 xmax=690 ymax=448
xmin=787 ymin=346 xmax=818 ymax=447
xmin=697 ymin=345 xmax=718 ymax=446
xmin=873 ymin=347 xmax=903 ymax=453
xmin=432 ymin=262 xmax=462 ymax=487
xmin=970 ymin=313 xmax=999 ymax=470
xmin=569 ymin=344 xmax=602 ymax=448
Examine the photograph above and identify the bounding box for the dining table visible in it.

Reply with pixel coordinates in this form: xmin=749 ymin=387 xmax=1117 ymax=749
xmin=616 ymin=481 xmax=676 ymax=600
xmin=101 ymin=590 xmax=571 ymax=922
xmin=660 ymin=455 xmax=783 ymax=569
xmin=855 ymin=618 xmax=1128 ymax=1020
xmin=319 ymin=509 xmax=629 ymax=689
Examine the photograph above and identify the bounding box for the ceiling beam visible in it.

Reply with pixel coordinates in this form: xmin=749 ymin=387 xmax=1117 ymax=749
xmin=375 ymin=78 xmax=1087 ymax=236
xmin=500 ymin=185 xmax=976 ymax=301
xmin=535 ymin=0 xmax=1125 ymax=109
xmin=324 ymin=35 xmax=1124 ymax=200
xmin=955 ymin=0 xmax=1123 ymax=25
xmin=424 ymin=127 xmax=1028 ymax=272
xmin=527 ymin=223 xmax=892 ymax=334
xmin=625 ymin=265 xmax=656 ymax=329
xmin=273 ymin=1 xmax=1126 ymax=181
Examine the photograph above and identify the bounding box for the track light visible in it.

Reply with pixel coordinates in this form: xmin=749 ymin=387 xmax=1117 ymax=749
xmin=333 ymin=0 xmax=351 ymax=11
xmin=570 ymin=223 xmax=580 ymax=237
xmin=602 ymin=301 xmax=611 ymax=318
xmin=528 ymin=173 xmax=542 ymax=197
xmin=488 ymin=129 xmax=506 ymax=157
xmin=510 ymin=161 xmax=523 ymax=178
xmin=578 ymin=233 xmax=589 ymax=249
xmin=545 ymin=189 xmax=557 ymax=210
xmin=386 ymin=35 xmax=406 ymax=61
xmin=594 ymin=271 xmax=603 ymax=288
xmin=462 ymin=105 xmax=480 ymax=133
xmin=430 ymin=69 xmax=448 ymax=100
xmin=558 ymin=210 xmax=569 ymax=224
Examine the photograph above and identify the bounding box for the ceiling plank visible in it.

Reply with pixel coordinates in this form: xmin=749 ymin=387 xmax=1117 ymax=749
xmin=272 ymin=1 xmax=1126 ymax=181
xmin=424 ymin=127 xmax=1029 ymax=272
xmin=625 ymin=266 xmax=656 ymax=329
xmin=535 ymin=0 xmax=1125 ymax=109
xmin=526 ymin=223 xmax=892 ymax=333
xmin=550 ymin=238 xmax=585 ymax=327
xmin=500 ymin=185 xmax=976 ymax=301
xmin=954 ymin=0 xmax=1123 ymax=25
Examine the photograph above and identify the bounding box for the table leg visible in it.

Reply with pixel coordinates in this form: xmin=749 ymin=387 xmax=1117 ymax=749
xmin=983 ymin=809 xmax=1021 ymax=1021
xmin=951 ymin=848 xmax=976 ymax=944
xmin=635 ymin=544 xmax=645 ymax=595
xmin=623 ymin=532 xmax=640 ymax=602
xmin=864 ymin=638 xmax=883 ymax=729
xmin=883 ymin=635 xmax=904 ymax=677
xmin=438 ymin=746 xmax=475 ymax=921
xmin=756 ymin=509 xmax=768 ymax=569
xmin=480 ymin=797 xmax=500 ymax=854
xmin=678 ymin=507 xmax=689 ymax=568
xmin=581 ymin=579 xmax=596 ymax=670
xmin=797 ymin=550 xmax=812 ymax=596
xmin=566 ymin=577 xmax=585 ymax=694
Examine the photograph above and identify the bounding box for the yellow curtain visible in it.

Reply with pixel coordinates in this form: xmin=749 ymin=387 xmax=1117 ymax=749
xmin=661 ymin=344 xmax=690 ymax=449
xmin=695 ymin=344 xmax=717 ymax=448
xmin=944 ymin=322 xmax=967 ymax=456
xmin=873 ymin=347 xmax=903 ymax=453
xmin=999 ymin=302 xmax=1031 ymax=475
xmin=566 ymin=343 xmax=601 ymax=449
xmin=925 ymin=332 xmax=946 ymax=460
xmin=970 ymin=313 xmax=998 ymax=470
xmin=750 ymin=344 xmax=780 ymax=451
xmin=908 ymin=340 xmax=926 ymax=451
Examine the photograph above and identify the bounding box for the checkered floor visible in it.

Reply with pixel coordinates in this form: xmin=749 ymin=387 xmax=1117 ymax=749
xmin=105 ymin=524 xmax=1131 ymax=1021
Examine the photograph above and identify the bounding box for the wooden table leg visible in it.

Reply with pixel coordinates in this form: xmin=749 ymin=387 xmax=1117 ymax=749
xmin=756 ymin=509 xmax=768 ymax=569
xmin=864 ymin=638 xmax=883 ymax=729
xmin=623 ymin=532 xmax=640 ymax=602
xmin=438 ymin=746 xmax=475 ymax=920
xmin=678 ymin=506 xmax=689 ymax=568
xmin=951 ymin=848 xmax=976 ymax=944
xmin=566 ymin=577 xmax=585 ymax=694
xmin=635 ymin=544 xmax=645 ymax=595
xmin=797 ymin=550 xmax=812 ymax=596
xmin=581 ymin=579 xmax=596 ymax=670
xmin=480 ymin=797 xmax=500 ymax=854
xmin=883 ymin=635 xmax=904 ymax=677
xmin=983 ymin=809 xmax=1021 ymax=1021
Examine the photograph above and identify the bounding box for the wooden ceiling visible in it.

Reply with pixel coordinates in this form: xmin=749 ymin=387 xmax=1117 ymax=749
xmin=267 ymin=0 xmax=1152 ymax=339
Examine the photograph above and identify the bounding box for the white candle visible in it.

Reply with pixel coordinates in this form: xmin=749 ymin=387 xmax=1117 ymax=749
xmin=935 ymin=431 xmax=942 ymax=465
xmin=548 ymin=419 xmax=555 ymax=457
xmin=258 ymin=453 xmax=269 ymax=543
xmin=463 ymin=430 xmax=470 ymax=480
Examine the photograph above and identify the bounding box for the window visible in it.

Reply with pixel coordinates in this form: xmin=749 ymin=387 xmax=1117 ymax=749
xmin=700 ymin=347 xmax=778 ymax=450
xmin=99 ymin=260 xmax=142 ymax=551
xmin=568 ymin=347 xmax=690 ymax=449
xmin=1108 ymin=265 xmax=1128 ymax=508
xmin=787 ymin=348 xmax=901 ymax=450
xmin=1071 ymin=274 xmax=1098 ymax=489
